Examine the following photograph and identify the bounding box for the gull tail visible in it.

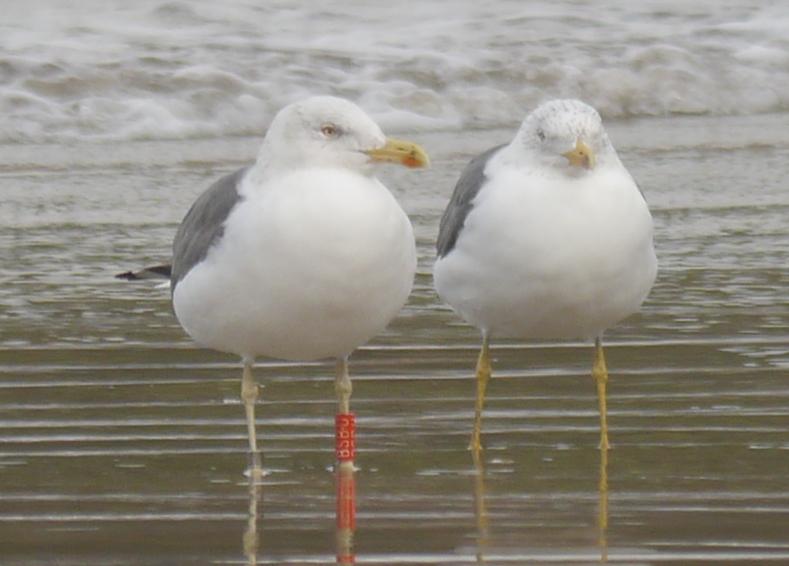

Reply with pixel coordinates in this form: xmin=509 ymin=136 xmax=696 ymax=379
xmin=115 ymin=264 xmax=172 ymax=281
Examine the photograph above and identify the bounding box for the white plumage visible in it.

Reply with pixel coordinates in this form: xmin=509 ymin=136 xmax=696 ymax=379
xmin=173 ymin=168 xmax=415 ymax=361
xmin=434 ymin=99 xmax=656 ymax=451
xmin=170 ymin=96 xmax=428 ymax=474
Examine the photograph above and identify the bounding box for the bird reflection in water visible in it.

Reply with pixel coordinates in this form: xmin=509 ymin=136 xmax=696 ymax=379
xmin=469 ymin=444 xmax=610 ymax=564
xmin=472 ymin=450 xmax=490 ymax=565
xmin=598 ymin=445 xmax=609 ymax=563
xmin=237 ymin=455 xmax=357 ymax=565
xmin=336 ymin=461 xmax=357 ymax=565
xmin=242 ymin=473 xmax=262 ymax=566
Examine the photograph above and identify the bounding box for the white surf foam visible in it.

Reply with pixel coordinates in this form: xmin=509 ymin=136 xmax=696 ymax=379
xmin=2 ymin=0 xmax=787 ymax=142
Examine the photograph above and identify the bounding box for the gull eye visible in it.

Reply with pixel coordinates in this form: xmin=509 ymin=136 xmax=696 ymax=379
xmin=321 ymin=123 xmax=339 ymax=138
xmin=536 ymin=128 xmax=546 ymax=141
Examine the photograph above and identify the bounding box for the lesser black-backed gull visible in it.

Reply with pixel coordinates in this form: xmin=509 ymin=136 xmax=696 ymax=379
xmin=166 ymin=96 xmax=428 ymax=475
xmin=434 ymin=99 xmax=656 ymax=452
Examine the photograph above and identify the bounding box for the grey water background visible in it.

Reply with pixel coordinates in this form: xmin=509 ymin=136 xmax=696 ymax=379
xmin=2 ymin=1 xmax=789 ymax=564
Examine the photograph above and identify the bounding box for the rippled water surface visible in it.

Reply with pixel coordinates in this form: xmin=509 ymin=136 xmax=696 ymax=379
xmin=2 ymin=111 xmax=788 ymax=564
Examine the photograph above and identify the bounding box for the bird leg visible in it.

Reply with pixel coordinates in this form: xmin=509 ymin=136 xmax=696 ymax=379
xmin=241 ymin=360 xmax=263 ymax=477
xmin=335 ymin=357 xmax=353 ymax=415
xmin=335 ymin=356 xmax=356 ymax=464
xmin=592 ymin=338 xmax=611 ymax=451
xmin=469 ymin=333 xmax=492 ymax=453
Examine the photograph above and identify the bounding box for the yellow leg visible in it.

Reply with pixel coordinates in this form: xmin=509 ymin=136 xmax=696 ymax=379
xmin=593 ymin=338 xmax=611 ymax=451
xmin=335 ymin=356 xmax=352 ymax=415
xmin=241 ymin=360 xmax=263 ymax=477
xmin=469 ymin=333 xmax=492 ymax=453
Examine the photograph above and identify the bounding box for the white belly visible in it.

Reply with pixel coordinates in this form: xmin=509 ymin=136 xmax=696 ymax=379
xmin=173 ymin=169 xmax=416 ymax=361
xmin=434 ymin=167 xmax=657 ymax=339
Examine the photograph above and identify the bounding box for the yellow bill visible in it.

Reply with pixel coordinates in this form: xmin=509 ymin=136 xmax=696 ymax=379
xmin=563 ymin=138 xmax=596 ymax=169
xmin=366 ymin=138 xmax=430 ymax=169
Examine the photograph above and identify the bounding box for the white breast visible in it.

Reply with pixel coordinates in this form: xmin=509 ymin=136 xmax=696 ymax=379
xmin=173 ymin=168 xmax=416 ymax=361
xmin=434 ymin=162 xmax=657 ymax=340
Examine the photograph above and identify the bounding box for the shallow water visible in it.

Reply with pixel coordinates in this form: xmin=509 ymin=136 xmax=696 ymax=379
xmin=2 ymin=111 xmax=788 ymax=564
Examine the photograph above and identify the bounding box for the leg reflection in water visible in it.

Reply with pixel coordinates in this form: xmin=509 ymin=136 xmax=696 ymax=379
xmin=598 ymin=445 xmax=609 ymax=563
xmin=336 ymin=461 xmax=356 ymax=565
xmin=243 ymin=473 xmax=262 ymax=566
xmin=472 ymin=450 xmax=489 ymax=565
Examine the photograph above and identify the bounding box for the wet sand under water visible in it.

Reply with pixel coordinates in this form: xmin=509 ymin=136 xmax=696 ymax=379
xmin=1 ymin=114 xmax=788 ymax=564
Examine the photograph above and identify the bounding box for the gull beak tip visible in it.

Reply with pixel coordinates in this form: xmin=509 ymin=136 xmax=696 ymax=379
xmin=366 ymin=138 xmax=430 ymax=169
xmin=563 ymin=139 xmax=596 ymax=170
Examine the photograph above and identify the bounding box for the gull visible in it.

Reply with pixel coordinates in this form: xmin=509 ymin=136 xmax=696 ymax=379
xmin=434 ymin=99 xmax=656 ymax=452
xmin=150 ymin=96 xmax=428 ymax=474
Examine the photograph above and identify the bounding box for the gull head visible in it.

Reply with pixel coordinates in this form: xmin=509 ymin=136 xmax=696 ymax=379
xmin=515 ymin=99 xmax=615 ymax=174
xmin=258 ymin=96 xmax=429 ymax=173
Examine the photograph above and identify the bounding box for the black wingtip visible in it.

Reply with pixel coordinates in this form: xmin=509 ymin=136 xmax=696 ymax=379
xmin=115 ymin=270 xmax=140 ymax=280
xmin=115 ymin=264 xmax=172 ymax=281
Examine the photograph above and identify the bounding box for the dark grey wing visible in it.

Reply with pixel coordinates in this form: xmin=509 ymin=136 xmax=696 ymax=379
xmin=171 ymin=166 xmax=249 ymax=290
xmin=436 ymin=144 xmax=505 ymax=258
xmin=635 ymin=180 xmax=647 ymax=200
